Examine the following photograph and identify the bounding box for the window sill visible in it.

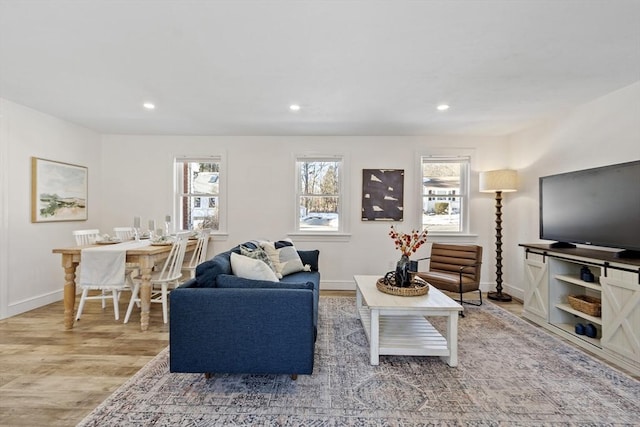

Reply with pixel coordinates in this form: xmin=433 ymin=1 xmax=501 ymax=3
xmin=210 ymin=232 xmax=229 ymax=242
xmin=287 ymin=232 xmax=352 ymax=242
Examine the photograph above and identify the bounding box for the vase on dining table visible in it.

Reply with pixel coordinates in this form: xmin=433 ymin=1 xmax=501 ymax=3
xmin=395 ymin=254 xmax=411 ymax=287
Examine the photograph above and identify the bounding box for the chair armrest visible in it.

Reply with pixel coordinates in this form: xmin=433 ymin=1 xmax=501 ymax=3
xmin=458 ymin=261 xmax=482 ymax=273
xmin=458 ymin=261 xmax=483 ymax=288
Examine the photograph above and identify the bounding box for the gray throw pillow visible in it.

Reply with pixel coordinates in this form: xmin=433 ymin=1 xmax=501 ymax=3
xmin=261 ymin=239 xmax=308 ymax=277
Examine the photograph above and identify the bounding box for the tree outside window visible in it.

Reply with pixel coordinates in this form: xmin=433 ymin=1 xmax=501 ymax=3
xmin=297 ymin=158 xmax=342 ymax=232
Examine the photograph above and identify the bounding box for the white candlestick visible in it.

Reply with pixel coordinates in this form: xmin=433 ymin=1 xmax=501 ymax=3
xmin=165 ymin=215 xmax=172 ymax=235
xmin=149 ymin=219 xmax=155 ymax=231
xmin=134 ymin=216 xmax=140 ymax=228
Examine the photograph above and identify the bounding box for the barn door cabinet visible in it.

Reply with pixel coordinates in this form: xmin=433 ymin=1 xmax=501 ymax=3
xmin=520 ymin=244 xmax=640 ymax=376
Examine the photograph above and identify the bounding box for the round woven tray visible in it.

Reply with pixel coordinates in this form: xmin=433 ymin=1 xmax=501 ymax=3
xmin=376 ymin=276 xmax=429 ymax=297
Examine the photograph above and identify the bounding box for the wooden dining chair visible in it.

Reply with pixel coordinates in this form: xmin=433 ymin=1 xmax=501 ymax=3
xmin=73 ymin=229 xmax=101 ymax=246
xmin=181 ymin=228 xmax=212 ymax=280
xmin=72 ymin=228 xmax=113 ymax=313
xmin=124 ymin=231 xmax=191 ymax=324
xmin=113 ymin=227 xmax=136 ymax=241
xmin=75 ymin=276 xmax=128 ymax=321
xmin=113 ymin=227 xmax=140 ymax=294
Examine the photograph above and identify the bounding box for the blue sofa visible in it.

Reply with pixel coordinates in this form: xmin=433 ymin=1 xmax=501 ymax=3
xmin=169 ymin=241 xmax=320 ymax=378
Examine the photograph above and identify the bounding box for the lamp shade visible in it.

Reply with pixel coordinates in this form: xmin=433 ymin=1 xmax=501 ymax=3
xmin=479 ymin=169 xmax=518 ymax=193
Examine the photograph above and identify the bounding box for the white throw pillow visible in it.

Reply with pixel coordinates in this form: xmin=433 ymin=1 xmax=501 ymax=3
xmin=230 ymin=252 xmax=279 ymax=282
xmin=240 ymin=244 xmax=281 ymax=278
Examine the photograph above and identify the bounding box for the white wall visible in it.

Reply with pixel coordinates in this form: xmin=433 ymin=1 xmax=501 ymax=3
xmin=505 ymin=82 xmax=640 ymax=297
xmin=100 ymin=135 xmax=507 ymax=290
xmin=0 ymin=98 xmax=102 ymax=318
xmin=1 ymin=98 xmax=508 ymax=319
xmin=5 ymin=82 xmax=636 ymax=319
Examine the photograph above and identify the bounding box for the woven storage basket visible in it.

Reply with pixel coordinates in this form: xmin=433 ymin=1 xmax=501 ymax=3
xmin=376 ymin=276 xmax=429 ymax=297
xmin=567 ymin=295 xmax=601 ymax=317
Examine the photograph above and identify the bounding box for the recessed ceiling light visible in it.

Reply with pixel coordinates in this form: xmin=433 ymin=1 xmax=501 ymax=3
xmin=289 ymin=104 xmax=301 ymax=111
xmin=437 ymin=104 xmax=450 ymax=111
xmin=143 ymin=102 xmax=156 ymax=110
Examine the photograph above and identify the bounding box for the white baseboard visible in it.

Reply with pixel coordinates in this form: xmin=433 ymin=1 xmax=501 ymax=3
xmin=320 ymin=280 xmax=355 ymax=291
xmin=481 ymin=282 xmax=524 ymax=301
xmin=502 ymin=283 xmax=524 ymax=301
xmin=5 ymin=290 xmax=64 ymax=319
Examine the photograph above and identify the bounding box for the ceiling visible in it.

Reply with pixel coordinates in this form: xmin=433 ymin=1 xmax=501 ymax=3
xmin=1 ymin=0 xmax=639 ymax=137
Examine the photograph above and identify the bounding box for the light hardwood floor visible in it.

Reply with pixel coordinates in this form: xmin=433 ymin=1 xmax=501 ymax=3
xmin=0 ymin=291 xmax=634 ymax=426
xmin=0 ymin=295 xmax=169 ymax=426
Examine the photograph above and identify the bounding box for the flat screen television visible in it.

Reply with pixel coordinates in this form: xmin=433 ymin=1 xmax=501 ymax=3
xmin=539 ymin=160 xmax=640 ymax=258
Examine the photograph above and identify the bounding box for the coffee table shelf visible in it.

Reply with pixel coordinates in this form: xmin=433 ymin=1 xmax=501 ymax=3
xmin=358 ymin=308 xmax=450 ymax=357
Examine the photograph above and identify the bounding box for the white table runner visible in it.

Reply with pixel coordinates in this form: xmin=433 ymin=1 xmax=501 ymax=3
xmin=80 ymin=240 xmax=150 ymax=286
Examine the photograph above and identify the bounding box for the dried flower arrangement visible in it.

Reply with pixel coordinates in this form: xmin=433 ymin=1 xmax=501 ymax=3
xmin=389 ymin=225 xmax=428 ymax=257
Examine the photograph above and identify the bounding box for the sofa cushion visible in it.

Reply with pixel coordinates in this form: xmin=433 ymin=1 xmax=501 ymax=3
xmin=297 ymin=250 xmax=320 ymax=272
xmin=230 ymin=252 xmax=279 ymax=282
xmin=195 ymin=251 xmax=232 ymax=288
xmin=216 ymin=274 xmax=314 ymax=290
xmin=279 ymin=270 xmax=320 ymax=288
xmin=240 ymin=244 xmax=280 ymax=277
xmin=261 ymin=239 xmax=307 ymax=277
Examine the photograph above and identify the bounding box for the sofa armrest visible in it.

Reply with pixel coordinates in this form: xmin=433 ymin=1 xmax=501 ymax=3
xmin=169 ymin=287 xmax=315 ymax=375
xmin=178 ymin=278 xmax=198 ymax=289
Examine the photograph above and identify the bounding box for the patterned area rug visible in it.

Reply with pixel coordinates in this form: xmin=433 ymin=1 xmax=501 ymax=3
xmin=78 ymin=297 xmax=640 ymax=426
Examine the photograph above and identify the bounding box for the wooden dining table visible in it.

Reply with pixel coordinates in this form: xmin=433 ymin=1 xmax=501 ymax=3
xmin=52 ymin=240 xmax=197 ymax=331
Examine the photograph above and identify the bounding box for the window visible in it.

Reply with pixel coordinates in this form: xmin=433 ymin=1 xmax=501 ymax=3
xmin=421 ymin=156 xmax=470 ymax=233
xmin=175 ymin=157 xmax=222 ymax=231
xmin=296 ymin=156 xmax=343 ymax=232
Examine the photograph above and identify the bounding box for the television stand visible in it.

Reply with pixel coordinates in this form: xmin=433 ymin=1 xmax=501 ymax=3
xmin=520 ymin=243 xmax=640 ymax=377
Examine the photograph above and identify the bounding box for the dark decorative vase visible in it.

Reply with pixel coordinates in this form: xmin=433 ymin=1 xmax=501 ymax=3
xmin=395 ymin=255 xmax=411 ymax=287
xmin=580 ymin=266 xmax=595 ymax=282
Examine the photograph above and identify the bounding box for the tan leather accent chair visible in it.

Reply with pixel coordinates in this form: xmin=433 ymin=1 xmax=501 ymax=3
xmin=416 ymin=243 xmax=483 ymax=312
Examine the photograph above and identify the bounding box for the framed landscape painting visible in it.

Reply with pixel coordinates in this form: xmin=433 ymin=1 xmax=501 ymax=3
xmin=31 ymin=157 xmax=88 ymax=222
xmin=361 ymin=168 xmax=404 ymax=221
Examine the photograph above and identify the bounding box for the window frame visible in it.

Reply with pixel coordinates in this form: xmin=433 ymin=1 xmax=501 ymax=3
xmin=419 ymin=155 xmax=471 ymax=235
xmin=293 ymin=154 xmax=348 ymax=236
xmin=174 ymin=155 xmax=226 ymax=234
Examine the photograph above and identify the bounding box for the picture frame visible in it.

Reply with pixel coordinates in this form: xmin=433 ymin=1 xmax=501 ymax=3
xmin=31 ymin=157 xmax=88 ymax=222
xmin=361 ymin=169 xmax=404 ymax=221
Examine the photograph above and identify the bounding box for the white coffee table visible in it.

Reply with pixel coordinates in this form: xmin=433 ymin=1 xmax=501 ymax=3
xmin=354 ymin=275 xmax=463 ymax=366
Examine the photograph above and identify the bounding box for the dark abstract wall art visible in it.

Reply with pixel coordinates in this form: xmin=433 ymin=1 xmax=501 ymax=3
xmin=361 ymin=169 xmax=404 ymax=221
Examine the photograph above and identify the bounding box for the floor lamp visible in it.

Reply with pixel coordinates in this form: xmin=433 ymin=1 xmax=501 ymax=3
xmin=479 ymin=169 xmax=518 ymax=302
